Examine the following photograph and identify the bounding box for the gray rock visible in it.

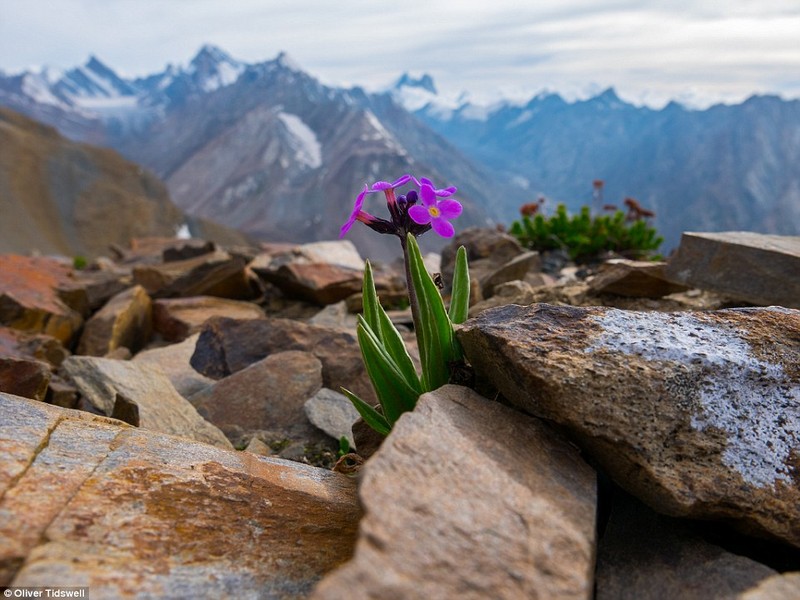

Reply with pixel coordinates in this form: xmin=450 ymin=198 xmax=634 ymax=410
xmin=132 ymin=334 xmax=214 ymax=398
xmin=60 ymin=356 xmax=232 ymax=449
xmin=739 ymin=573 xmax=800 ymax=599
xmin=589 ymin=258 xmax=689 ymax=298
xmin=458 ymin=303 xmax=800 ymax=548
xmin=312 ymin=385 xmax=597 ymax=600
xmin=664 ymin=232 xmax=800 ymax=308
xmin=304 ymin=388 xmax=360 ymax=447
xmin=188 ymin=350 xmax=323 ymax=446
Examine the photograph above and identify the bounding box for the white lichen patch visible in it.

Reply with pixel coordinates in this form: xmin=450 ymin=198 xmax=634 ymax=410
xmin=584 ymin=309 xmax=799 ymax=488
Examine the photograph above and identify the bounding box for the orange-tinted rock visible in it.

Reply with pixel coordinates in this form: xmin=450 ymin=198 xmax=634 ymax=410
xmin=1 ymin=393 xmax=360 ymax=595
xmin=76 ymin=285 xmax=153 ymax=356
xmin=0 ymin=255 xmax=83 ymax=345
xmin=0 ymin=357 xmax=50 ymax=401
xmin=152 ymin=295 xmax=265 ymax=342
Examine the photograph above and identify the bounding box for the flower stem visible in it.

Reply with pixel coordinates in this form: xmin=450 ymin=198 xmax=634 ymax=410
xmin=400 ymin=233 xmax=422 ymax=339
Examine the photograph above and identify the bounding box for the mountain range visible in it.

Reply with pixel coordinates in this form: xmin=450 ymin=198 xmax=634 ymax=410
xmin=2 ymin=45 xmax=798 ymax=258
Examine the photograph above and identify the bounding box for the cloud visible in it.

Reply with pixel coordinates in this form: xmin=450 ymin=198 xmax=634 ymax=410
xmin=1 ymin=0 xmax=799 ymax=107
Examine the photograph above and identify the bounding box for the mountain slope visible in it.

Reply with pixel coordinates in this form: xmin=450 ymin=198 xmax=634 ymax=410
xmin=0 ymin=107 xmax=183 ymax=258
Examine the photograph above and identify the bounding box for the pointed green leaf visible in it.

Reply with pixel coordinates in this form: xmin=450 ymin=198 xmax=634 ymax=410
xmin=406 ymin=234 xmax=455 ymax=391
xmin=357 ymin=319 xmax=419 ymax=423
xmin=340 ymin=388 xmax=391 ymax=436
xmin=361 ymin=260 xmax=380 ymax=335
xmin=448 ymin=245 xmax=470 ymax=325
xmin=376 ymin=304 xmax=421 ymax=392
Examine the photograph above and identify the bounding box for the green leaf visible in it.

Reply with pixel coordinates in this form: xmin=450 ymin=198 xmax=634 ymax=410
xmin=340 ymin=388 xmax=391 ymax=436
xmin=406 ymin=234 xmax=457 ymax=391
xmin=448 ymin=245 xmax=470 ymax=325
xmin=361 ymin=260 xmax=381 ymax=334
xmin=357 ymin=319 xmax=419 ymax=423
xmin=375 ymin=303 xmax=421 ymax=392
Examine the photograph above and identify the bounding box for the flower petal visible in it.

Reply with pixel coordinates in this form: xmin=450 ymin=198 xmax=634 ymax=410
xmin=391 ymin=174 xmax=412 ymax=187
xmin=371 ymin=181 xmax=392 ymax=191
xmin=340 ymin=186 xmax=370 ymax=237
xmin=419 ymin=177 xmax=434 ymax=187
xmin=420 ymin=184 xmax=437 ymax=207
xmin=436 ymin=186 xmax=457 ymax=197
xmin=437 ymin=199 xmax=462 ymax=219
xmin=431 ymin=217 xmax=455 ymax=238
xmin=408 ymin=204 xmax=432 ymax=225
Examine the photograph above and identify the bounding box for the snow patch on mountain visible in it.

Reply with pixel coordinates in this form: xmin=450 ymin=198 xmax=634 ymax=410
xmin=21 ymin=74 xmax=66 ymax=108
xmin=278 ymin=112 xmax=322 ymax=169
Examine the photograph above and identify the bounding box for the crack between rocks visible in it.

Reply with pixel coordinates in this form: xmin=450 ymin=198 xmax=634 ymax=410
xmin=0 ymin=414 xmax=66 ymax=505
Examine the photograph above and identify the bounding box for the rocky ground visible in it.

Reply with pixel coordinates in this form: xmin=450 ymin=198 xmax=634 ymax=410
xmin=0 ymin=228 xmax=798 ymax=598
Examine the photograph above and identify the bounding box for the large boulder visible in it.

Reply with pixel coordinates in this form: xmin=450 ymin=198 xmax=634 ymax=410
xmin=76 ymin=285 xmax=152 ymax=356
xmin=313 ymin=385 xmax=597 ymax=600
xmin=665 ymin=232 xmax=800 ymax=308
xmin=458 ymin=303 xmax=800 ymax=548
xmin=0 ymin=392 xmax=360 ymax=595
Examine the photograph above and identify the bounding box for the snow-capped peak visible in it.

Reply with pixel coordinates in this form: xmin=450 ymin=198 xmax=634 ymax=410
xmin=188 ymin=44 xmax=245 ymax=92
xmin=393 ymin=72 xmax=437 ymax=95
xmin=275 ymin=51 xmax=302 ymax=72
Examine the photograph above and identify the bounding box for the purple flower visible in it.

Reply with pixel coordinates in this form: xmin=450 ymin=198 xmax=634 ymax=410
xmin=408 ymin=183 xmax=463 ymax=238
xmin=341 ymin=174 xmax=459 ymax=239
xmin=412 ymin=176 xmax=457 ymax=198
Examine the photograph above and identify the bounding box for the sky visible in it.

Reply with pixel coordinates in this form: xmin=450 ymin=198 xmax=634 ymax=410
xmin=1 ymin=0 xmax=799 ymax=108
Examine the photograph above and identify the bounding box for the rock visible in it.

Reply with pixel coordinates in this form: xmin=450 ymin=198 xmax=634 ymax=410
xmin=187 ymin=351 xmax=323 ymax=447
xmin=76 ymin=285 xmax=152 ymax=356
xmin=664 ymin=232 xmax=800 ymax=308
xmin=469 ymin=280 xmax=537 ymax=317
xmin=596 ymin=490 xmax=777 ymax=599
xmin=308 ymin=301 xmax=357 ymax=331
xmin=252 ymin=240 xmax=367 ymax=305
xmin=0 ymin=255 xmax=83 ymax=346
xmin=60 ymin=356 xmax=232 ymax=449
xmin=190 ymin=316 xmax=376 ymax=404
xmin=312 ymin=385 xmax=597 ymax=600
xmin=480 ymin=251 xmax=541 ymax=298
xmin=440 ymin=227 xmax=526 ymax=289
xmin=132 ymin=249 xmax=257 ymax=300
xmin=0 ymin=356 xmax=50 ymax=401
xmin=152 ymin=295 xmax=265 ymax=342
xmin=56 ymin=267 xmax=131 ymax=317
xmin=244 ymin=436 xmax=271 ymax=456
xmin=458 ymin=303 xmax=800 ymax=547
xmin=261 ymin=261 xmax=364 ymax=305
xmin=132 ymin=334 xmax=214 ymax=398
xmin=739 ymin=573 xmax=800 ymax=599
xmin=0 ymin=326 xmax=69 ymax=369
xmin=0 ymin=392 xmax=360 ymax=595
xmin=589 ymin=258 xmax=690 ymax=298
xmin=295 ymin=240 xmax=366 ymax=271
xmin=304 ymin=388 xmax=360 ymax=447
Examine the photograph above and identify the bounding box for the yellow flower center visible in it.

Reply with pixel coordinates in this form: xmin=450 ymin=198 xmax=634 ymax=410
xmin=428 ymin=206 xmax=441 ymax=218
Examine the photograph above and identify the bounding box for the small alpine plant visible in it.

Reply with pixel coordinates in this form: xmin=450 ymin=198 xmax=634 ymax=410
xmin=339 ymin=175 xmax=470 ymax=435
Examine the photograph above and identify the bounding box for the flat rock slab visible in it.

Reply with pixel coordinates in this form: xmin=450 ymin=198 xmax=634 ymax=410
xmin=132 ymin=334 xmax=214 ymax=398
xmin=665 ymin=232 xmax=800 ymax=308
xmin=589 ymin=258 xmax=689 ymax=298
xmin=60 ymin=356 xmax=232 ymax=449
xmin=312 ymin=385 xmax=597 ymax=600
xmin=152 ymin=295 xmax=265 ymax=342
xmin=1 ymin=393 xmax=361 ymax=596
xmin=458 ymin=303 xmax=800 ymax=548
